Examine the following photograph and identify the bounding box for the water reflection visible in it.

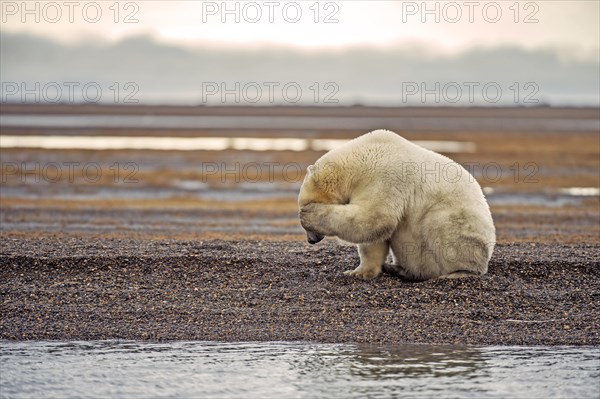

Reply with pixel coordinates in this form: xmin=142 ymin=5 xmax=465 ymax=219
xmin=0 ymin=135 xmax=475 ymax=153
xmin=347 ymin=344 xmax=483 ymax=379
xmin=289 ymin=344 xmax=487 ymax=398
xmin=2 ymin=341 xmax=598 ymax=399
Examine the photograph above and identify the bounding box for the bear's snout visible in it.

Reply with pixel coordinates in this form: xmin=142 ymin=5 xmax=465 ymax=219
xmin=306 ymin=230 xmax=324 ymax=245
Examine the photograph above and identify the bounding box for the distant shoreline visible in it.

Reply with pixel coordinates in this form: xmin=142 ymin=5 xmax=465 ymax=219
xmin=2 ymin=103 xmax=599 ymax=118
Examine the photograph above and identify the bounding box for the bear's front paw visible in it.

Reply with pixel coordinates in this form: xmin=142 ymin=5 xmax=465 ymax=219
xmin=343 ymin=266 xmax=381 ymax=281
xmin=299 ymin=203 xmax=324 ymax=232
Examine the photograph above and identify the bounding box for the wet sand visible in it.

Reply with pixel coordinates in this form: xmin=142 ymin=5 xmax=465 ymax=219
xmin=1 ymin=104 xmax=599 ymax=345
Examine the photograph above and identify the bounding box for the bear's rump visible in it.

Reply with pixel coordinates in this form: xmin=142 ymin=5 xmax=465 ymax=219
xmin=389 ymin=206 xmax=491 ymax=280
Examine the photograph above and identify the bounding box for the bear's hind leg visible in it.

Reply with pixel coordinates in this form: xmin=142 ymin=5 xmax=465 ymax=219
xmin=344 ymin=241 xmax=389 ymax=281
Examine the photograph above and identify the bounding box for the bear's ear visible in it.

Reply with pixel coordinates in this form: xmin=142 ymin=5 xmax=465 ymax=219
xmin=306 ymin=165 xmax=315 ymax=176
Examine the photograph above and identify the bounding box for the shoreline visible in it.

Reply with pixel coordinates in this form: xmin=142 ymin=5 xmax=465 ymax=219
xmin=3 ymin=103 xmax=599 ymax=117
xmin=1 ymin=239 xmax=598 ymax=346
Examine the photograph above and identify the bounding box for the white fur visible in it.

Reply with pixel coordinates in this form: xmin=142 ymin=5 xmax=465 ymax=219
xmin=298 ymin=129 xmax=496 ymax=281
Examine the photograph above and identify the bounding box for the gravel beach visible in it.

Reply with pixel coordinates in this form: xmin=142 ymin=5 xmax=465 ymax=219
xmin=1 ymin=238 xmax=598 ymax=345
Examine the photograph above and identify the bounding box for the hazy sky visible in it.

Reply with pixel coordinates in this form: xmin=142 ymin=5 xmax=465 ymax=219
xmin=2 ymin=1 xmax=598 ymax=58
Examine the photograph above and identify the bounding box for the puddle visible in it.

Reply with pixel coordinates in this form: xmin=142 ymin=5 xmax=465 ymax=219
xmin=0 ymin=135 xmax=475 ymax=153
xmin=483 ymin=187 xmax=599 ymax=207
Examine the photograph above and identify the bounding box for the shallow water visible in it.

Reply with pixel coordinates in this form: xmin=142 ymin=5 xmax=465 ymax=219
xmin=1 ymin=183 xmax=596 ymax=206
xmin=1 ymin=341 xmax=598 ymax=399
xmin=1 ymin=114 xmax=599 ymax=131
xmin=0 ymin=134 xmax=475 ymax=153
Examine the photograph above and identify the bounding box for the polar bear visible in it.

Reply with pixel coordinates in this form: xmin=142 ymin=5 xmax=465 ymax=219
xmin=298 ymin=129 xmax=495 ymax=281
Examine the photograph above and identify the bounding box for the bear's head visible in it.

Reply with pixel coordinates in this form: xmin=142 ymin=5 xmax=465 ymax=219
xmin=298 ymin=165 xmax=337 ymax=206
xmin=298 ymin=163 xmax=343 ymax=244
